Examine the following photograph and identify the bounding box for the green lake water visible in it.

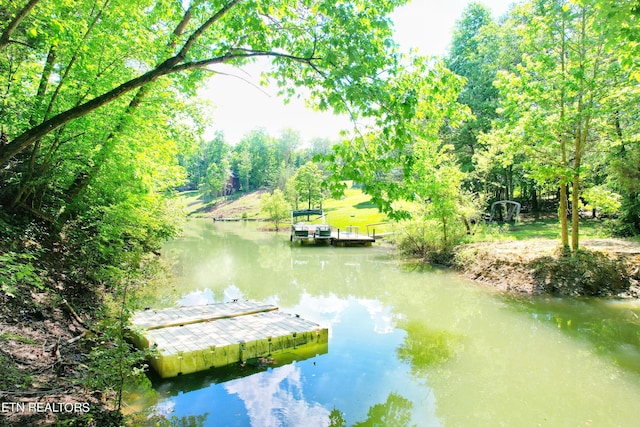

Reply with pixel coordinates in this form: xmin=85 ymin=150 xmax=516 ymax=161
xmin=127 ymin=219 xmax=640 ymax=426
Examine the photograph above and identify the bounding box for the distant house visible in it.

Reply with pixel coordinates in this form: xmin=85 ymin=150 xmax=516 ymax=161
xmin=225 ymin=172 xmax=240 ymax=195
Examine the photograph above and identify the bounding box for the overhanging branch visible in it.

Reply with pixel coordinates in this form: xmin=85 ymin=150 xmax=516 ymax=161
xmin=172 ymin=48 xmax=320 ymax=72
xmin=0 ymin=0 xmax=242 ymax=166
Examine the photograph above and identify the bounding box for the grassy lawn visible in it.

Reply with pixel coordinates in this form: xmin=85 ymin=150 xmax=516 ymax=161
xmin=181 ymin=190 xmax=265 ymax=218
xmin=322 ymin=187 xmax=388 ymax=231
xmin=179 ymin=188 xmax=635 ymax=244
xmin=486 ymin=216 xmax=614 ymax=241
xmin=181 ymin=188 xmax=387 ymax=233
xmin=179 ymin=185 xmax=389 ymax=231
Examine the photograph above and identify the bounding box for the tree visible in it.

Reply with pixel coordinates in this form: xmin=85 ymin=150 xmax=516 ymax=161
xmin=179 ymin=131 xmax=230 ymax=192
xmin=236 ymin=149 xmax=252 ymax=191
xmin=445 ymin=3 xmax=499 ymax=175
xmin=274 ymin=128 xmax=301 ymax=166
xmin=236 ymin=129 xmax=275 ymax=189
xmin=260 ymin=189 xmax=290 ymax=231
xmin=310 ymin=137 xmax=334 ymax=157
xmin=410 ymin=142 xmax=468 ymax=248
xmin=328 ymin=58 xmax=469 ymax=220
xmin=0 ymin=0 xmax=412 ymax=258
xmin=284 ymin=176 xmax=301 ymax=210
xmin=293 ymin=161 xmax=324 ymax=210
xmin=606 ymin=80 xmax=640 ymax=235
xmin=488 ymin=0 xmax=617 ymax=251
xmin=592 ymin=0 xmax=640 ymax=81
xmin=325 ymin=57 xmax=472 ymax=254
xmin=0 ymin=0 xmax=408 ymax=169
xmin=201 ymin=158 xmax=230 ymax=199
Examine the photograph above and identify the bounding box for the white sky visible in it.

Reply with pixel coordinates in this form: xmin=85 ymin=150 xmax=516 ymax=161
xmin=201 ymin=0 xmax=516 ymax=145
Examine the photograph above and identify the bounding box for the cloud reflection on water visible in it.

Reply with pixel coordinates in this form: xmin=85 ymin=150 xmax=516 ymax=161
xmin=224 ymin=364 xmax=330 ymax=427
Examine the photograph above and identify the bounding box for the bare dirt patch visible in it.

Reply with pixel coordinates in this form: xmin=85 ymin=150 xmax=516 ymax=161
xmin=453 ymin=238 xmax=640 ymax=297
xmin=0 ymin=292 xmax=116 ymax=426
xmin=204 ymin=190 xmax=266 ymax=219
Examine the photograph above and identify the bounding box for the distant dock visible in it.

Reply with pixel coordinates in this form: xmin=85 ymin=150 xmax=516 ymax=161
xmin=291 ymin=229 xmax=376 ymax=246
xmin=130 ymin=301 xmax=328 ymax=378
xmin=289 ymin=208 xmax=377 ymax=247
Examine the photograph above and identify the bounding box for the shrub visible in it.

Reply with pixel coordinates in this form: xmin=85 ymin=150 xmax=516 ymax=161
xmin=392 ymin=218 xmax=467 ymax=261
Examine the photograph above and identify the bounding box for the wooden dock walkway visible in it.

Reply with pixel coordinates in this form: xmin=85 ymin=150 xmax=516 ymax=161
xmin=130 ymin=301 xmax=328 ymax=378
xmin=330 ymin=229 xmax=375 ymax=246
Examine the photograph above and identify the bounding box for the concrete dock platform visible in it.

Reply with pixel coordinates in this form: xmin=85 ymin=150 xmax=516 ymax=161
xmin=130 ymin=301 xmax=328 ymax=378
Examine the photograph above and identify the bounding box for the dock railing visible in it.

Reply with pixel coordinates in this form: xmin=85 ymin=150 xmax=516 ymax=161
xmin=366 ymin=222 xmax=393 ymax=239
xmin=345 ymin=225 xmax=359 ymax=236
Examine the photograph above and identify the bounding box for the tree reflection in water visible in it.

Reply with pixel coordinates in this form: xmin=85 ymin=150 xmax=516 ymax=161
xmin=396 ymin=320 xmax=462 ymax=376
xmin=330 ymin=393 xmax=415 ymax=427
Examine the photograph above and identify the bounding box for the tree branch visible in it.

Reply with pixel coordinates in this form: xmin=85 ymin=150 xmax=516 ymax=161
xmin=62 ymin=5 xmax=195 ymax=207
xmin=172 ymin=48 xmax=319 ymax=72
xmin=204 ymin=68 xmax=272 ymax=97
xmin=176 ymin=0 xmax=242 ymax=60
xmin=0 ymin=0 xmax=40 ymax=49
xmin=0 ymin=65 xmax=174 ymax=166
xmin=0 ymin=0 xmax=243 ymax=167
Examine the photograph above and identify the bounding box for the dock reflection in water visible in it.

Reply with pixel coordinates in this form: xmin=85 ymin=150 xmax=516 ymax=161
xmin=147 ymin=341 xmax=329 ymax=398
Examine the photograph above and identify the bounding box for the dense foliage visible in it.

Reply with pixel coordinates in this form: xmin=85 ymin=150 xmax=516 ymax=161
xmin=260 ymin=189 xmax=289 ymax=231
xmin=0 ymin=0 xmax=408 ymax=420
xmin=323 ymin=0 xmax=639 ymax=257
xmin=1 ymin=0 xmax=638 ymax=420
xmin=466 ymin=0 xmax=639 ymax=243
xmin=176 ymin=0 xmax=639 ymax=257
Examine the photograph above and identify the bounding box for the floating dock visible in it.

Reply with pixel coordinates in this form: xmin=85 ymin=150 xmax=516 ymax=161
xmin=130 ymin=301 xmax=328 ymax=379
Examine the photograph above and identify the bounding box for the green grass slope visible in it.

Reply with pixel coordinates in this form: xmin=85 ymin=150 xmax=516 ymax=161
xmin=182 ymin=187 xmax=389 ymax=231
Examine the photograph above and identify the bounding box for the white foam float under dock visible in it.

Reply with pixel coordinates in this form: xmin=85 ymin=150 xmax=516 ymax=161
xmin=130 ymin=300 xmax=329 ymax=379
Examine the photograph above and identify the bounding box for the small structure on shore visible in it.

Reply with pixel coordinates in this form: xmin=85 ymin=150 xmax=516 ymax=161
xmin=130 ymin=300 xmax=328 ymax=378
xmin=489 ymin=200 xmax=521 ymax=222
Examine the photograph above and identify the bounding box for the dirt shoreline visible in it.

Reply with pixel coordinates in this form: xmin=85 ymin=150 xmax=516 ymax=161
xmin=451 ymin=239 xmax=640 ymax=297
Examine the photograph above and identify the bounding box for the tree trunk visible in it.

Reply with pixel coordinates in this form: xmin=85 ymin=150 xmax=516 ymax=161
xmin=441 ymin=215 xmax=448 ymax=248
xmin=0 ymin=60 xmax=178 ymax=166
xmin=559 ymin=183 xmax=570 ymax=250
xmin=30 ymin=46 xmax=56 ymax=127
xmin=11 ymin=46 xmax=56 ymax=208
xmin=531 ymin=184 xmax=539 ymax=220
xmin=571 ymin=175 xmax=580 ymax=251
xmin=558 ymin=9 xmax=570 ymax=253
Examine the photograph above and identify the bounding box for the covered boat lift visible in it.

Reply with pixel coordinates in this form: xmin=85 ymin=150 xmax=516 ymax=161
xmin=290 ymin=209 xmax=331 ymax=243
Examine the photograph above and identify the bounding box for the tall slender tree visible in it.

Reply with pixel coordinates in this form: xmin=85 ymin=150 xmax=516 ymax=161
xmin=445 ymin=3 xmax=498 ymax=174
xmin=489 ymin=0 xmax=615 ymax=251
